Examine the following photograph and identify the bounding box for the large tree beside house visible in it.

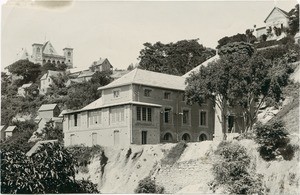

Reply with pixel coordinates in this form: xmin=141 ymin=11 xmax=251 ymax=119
xmin=138 ymin=39 xmax=216 ymax=76
xmin=185 ymin=52 xmax=293 ymax=139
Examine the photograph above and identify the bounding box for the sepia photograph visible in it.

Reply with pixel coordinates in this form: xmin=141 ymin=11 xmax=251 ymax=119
xmin=1 ymin=0 xmax=299 ymax=194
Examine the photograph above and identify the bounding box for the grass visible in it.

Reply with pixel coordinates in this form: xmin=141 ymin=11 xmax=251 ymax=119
xmin=161 ymin=141 xmax=187 ymax=166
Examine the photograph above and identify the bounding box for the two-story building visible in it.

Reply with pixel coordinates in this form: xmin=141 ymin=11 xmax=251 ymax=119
xmin=63 ymin=68 xmax=215 ymax=147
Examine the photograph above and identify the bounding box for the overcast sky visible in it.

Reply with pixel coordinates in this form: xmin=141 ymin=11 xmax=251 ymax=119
xmin=1 ymin=0 xmax=297 ymax=70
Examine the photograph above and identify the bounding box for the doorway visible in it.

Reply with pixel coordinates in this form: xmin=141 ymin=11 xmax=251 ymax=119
xmin=141 ymin=131 xmax=147 ymax=145
xmin=114 ymin=130 xmax=120 ymax=145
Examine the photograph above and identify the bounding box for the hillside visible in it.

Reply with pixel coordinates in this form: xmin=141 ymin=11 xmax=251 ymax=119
xmin=75 ymin=138 xmax=300 ymax=194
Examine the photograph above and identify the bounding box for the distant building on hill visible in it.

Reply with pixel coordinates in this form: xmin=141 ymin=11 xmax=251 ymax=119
xmin=12 ymin=41 xmax=73 ymax=68
xmin=4 ymin=126 xmax=17 ymax=139
xmin=40 ymin=70 xmax=63 ymax=94
xmin=17 ymin=83 xmax=33 ymax=97
xmin=255 ymin=7 xmax=290 ymax=41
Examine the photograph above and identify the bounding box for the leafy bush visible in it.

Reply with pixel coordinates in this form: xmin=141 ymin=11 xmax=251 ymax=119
xmin=1 ymin=142 xmax=99 ymax=194
xmin=134 ymin=176 xmax=164 ymax=194
xmin=161 ymin=141 xmax=187 ymax=165
xmin=210 ymin=141 xmax=264 ymax=194
xmin=255 ymin=121 xmax=294 ymax=161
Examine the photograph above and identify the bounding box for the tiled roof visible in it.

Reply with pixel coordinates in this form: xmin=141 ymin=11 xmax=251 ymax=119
xmin=26 ymin=140 xmax=58 ymax=156
xmin=98 ymin=68 xmax=186 ymax=91
xmin=5 ymin=126 xmax=16 ymax=132
xmin=182 ymin=55 xmax=219 ymax=78
xmin=0 ymin=126 xmax=6 ymax=131
xmin=92 ymin=58 xmax=106 ymax=66
xmin=68 ymin=67 xmax=89 ymax=74
xmin=38 ymin=104 xmax=57 ymax=111
xmin=40 ymin=70 xmax=62 ymax=80
xmin=77 ymin=71 xmax=95 ymax=78
xmin=63 ymin=98 xmax=162 ymax=114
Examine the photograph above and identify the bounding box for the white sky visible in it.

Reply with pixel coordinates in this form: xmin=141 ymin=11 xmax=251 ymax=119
xmin=1 ymin=0 xmax=297 ymax=71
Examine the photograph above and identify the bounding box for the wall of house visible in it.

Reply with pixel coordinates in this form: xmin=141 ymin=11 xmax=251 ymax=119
xmin=40 ymin=76 xmax=53 ymax=94
xmin=63 ymin=105 xmax=132 ymax=147
xmin=132 ymin=84 xmax=215 ymax=142
xmin=101 ymin=85 xmax=132 ymax=105
xmin=266 ymin=9 xmax=289 ymax=29
xmin=131 ymin=105 xmax=161 ymax=144
xmin=39 ymin=110 xmax=55 ymax=119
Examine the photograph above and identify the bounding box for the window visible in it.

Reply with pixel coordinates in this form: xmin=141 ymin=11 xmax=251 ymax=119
xmin=137 ymin=106 xmax=152 ymax=122
xmin=144 ymin=89 xmax=152 ymax=97
xmin=68 ymin=51 xmax=71 ymax=57
xmin=110 ymin=106 xmax=125 ymax=124
xmin=37 ymin=47 xmax=40 ymax=53
xmin=113 ymin=90 xmax=120 ymax=98
xmin=199 ymin=134 xmax=207 ymax=141
xmin=164 ymin=92 xmax=171 ymax=100
xmin=182 ymin=110 xmax=189 ymax=125
xmin=200 ymin=111 xmax=207 ymax=126
xmin=69 ymin=113 xmax=80 ymax=127
xmin=164 ymin=108 xmax=172 ymax=123
xmin=182 ymin=93 xmax=185 ymax=101
xmin=182 ymin=133 xmax=191 ymax=142
xmin=89 ymin=110 xmax=101 ymax=126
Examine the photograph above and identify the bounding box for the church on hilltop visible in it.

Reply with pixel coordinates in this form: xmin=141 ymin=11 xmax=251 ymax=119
xmin=15 ymin=41 xmax=73 ymax=68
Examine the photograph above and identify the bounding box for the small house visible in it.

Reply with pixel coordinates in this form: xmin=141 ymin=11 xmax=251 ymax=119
xmin=5 ymin=126 xmax=17 ymax=139
xmin=38 ymin=104 xmax=60 ymax=119
xmin=40 ymin=70 xmax=63 ymax=94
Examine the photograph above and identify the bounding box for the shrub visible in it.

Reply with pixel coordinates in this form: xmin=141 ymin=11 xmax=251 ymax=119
xmin=255 ymin=121 xmax=294 ymax=161
xmin=161 ymin=141 xmax=187 ymax=165
xmin=1 ymin=142 xmax=99 ymax=194
xmin=210 ymin=141 xmax=264 ymax=194
xmin=134 ymin=176 xmax=164 ymax=194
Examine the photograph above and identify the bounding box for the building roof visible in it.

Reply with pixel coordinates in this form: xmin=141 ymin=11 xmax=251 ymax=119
xmin=77 ymin=71 xmax=95 ymax=78
xmin=16 ymin=48 xmax=30 ymax=61
xmin=111 ymin=70 xmax=131 ymax=79
xmin=26 ymin=140 xmax=58 ymax=156
xmin=264 ymin=7 xmax=289 ymax=23
xmin=294 ymin=32 xmax=300 ymax=38
xmin=5 ymin=126 xmax=17 ymax=132
xmin=98 ymin=68 xmax=186 ymax=91
xmin=40 ymin=70 xmax=62 ymax=80
xmin=68 ymin=67 xmax=89 ymax=74
xmin=91 ymin=58 xmax=113 ymax=68
xmin=20 ymin=83 xmax=32 ymax=89
xmin=63 ymin=97 xmax=162 ymax=115
xmin=38 ymin=104 xmax=58 ymax=111
xmin=182 ymin=55 xmax=219 ymax=78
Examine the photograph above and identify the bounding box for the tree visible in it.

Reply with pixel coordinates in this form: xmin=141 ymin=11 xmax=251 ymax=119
xmin=217 ymin=33 xmax=256 ymax=49
xmin=138 ymin=39 xmax=216 ymax=76
xmin=288 ymin=4 xmax=299 ymax=35
xmin=135 ymin=176 xmax=164 ymax=193
xmin=34 ymin=120 xmax=64 ymax=142
xmin=8 ymin=59 xmax=41 ymax=84
xmin=1 ymin=72 xmax=12 ymax=96
xmin=65 ymin=71 xmax=113 ymax=110
xmin=127 ymin=63 xmax=134 ymax=71
xmin=185 ymin=52 xmax=292 ymax=138
xmin=218 ymin=42 xmax=255 ymax=56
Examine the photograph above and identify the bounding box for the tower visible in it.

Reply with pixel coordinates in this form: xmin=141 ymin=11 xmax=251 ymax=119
xmin=63 ymin=48 xmax=73 ymax=68
xmin=32 ymin=43 xmax=43 ymax=64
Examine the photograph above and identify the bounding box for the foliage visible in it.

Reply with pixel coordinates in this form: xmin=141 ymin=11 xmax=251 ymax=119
xmin=210 ymin=141 xmax=264 ymax=194
xmin=34 ymin=120 xmax=64 ymax=142
xmin=185 ymin=52 xmax=293 ymax=135
xmin=218 ymin=42 xmax=255 ymax=56
xmin=134 ymin=176 xmax=165 ymax=194
xmin=1 ymin=72 xmax=12 ymax=96
xmin=65 ymin=71 xmax=112 ymax=110
xmin=0 ymin=120 xmax=37 ymax=152
xmin=8 ymin=59 xmax=41 ymax=85
xmin=67 ymin=145 xmax=104 ymax=168
xmin=254 ymin=121 xmax=294 ymax=161
xmin=217 ymin=32 xmax=256 ymax=49
xmin=138 ymin=39 xmax=216 ymax=76
xmin=1 ymin=142 xmax=99 ymax=194
xmin=288 ymin=4 xmax=299 ymax=36
xmin=161 ymin=141 xmax=187 ymax=165
xmin=127 ymin=63 xmax=134 ymax=70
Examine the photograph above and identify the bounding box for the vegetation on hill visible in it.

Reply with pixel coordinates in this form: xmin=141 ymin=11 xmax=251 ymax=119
xmin=138 ymin=39 xmax=216 ymax=76
xmin=216 ymin=31 xmax=256 ymax=49
xmin=210 ymin=141 xmax=264 ymax=194
xmin=1 ymin=142 xmax=99 ymax=194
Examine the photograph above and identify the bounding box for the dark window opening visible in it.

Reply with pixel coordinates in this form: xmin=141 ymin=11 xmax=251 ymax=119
xmin=199 ymin=134 xmax=207 ymax=141
xmin=142 ymin=131 xmax=147 ymax=145
xmin=182 ymin=133 xmax=191 ymax=142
